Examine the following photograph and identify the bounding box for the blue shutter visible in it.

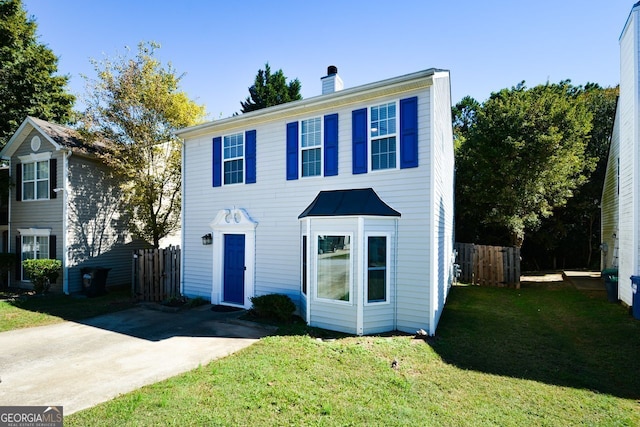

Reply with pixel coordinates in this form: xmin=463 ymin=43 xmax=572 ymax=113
xmin=286 ymin=122 xmax=298 ymax=180
xmin=245 ymin=130 xmax=256 ymax=184
xmin=212 ymin=137 xmax=222 ymax=187
xmin=400 ymin=96 xmax=419 ymax=168
xmin=352 ymin=108 xmax=367 ymax=174
xmin=15 ymin=163 xmax=22 ymax=201
xmin=324 ymin=113 xmax=339 ymax=176
xmin=49 ymin=158 xmax=57 ymax=199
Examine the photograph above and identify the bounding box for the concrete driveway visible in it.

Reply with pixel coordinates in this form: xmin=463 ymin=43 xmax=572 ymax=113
xmin=0 ymin=304 xmax=274 ymax=415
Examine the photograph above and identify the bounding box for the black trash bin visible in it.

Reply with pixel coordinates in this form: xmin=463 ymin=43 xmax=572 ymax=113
xmin=602 ymin=268 xmax=619 ymax=303
xmin=81 ymin=267 xmax=111 ymax=297
xmin=631 ymin=276 xmax=640 ymax=320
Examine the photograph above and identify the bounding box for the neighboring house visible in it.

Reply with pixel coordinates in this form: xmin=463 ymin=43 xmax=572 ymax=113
xmin=602 ymin=1 xmax=640 ymax=308
xmin=601 ymin=100 xmax=619 ymax=272
xmin=177 ymin=67 xmax=456 ymax=335
xmin=0 ymin=117 xmax=149 ymax=293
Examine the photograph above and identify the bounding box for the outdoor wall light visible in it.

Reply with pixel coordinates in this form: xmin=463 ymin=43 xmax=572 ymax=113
xmin=201 ymin=233 xmax=213 ymax=245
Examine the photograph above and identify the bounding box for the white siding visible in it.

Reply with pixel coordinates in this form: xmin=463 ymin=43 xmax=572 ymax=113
xmin=66 ymin=155 xmax=149 ymax=292
xmin=428 ymin=72 xmax=456 ymax=335
xmin=618 ymin=9 xmax=639 ymax=306
xmin=182 ymin=70 xmax=454 ymax=334
xmin=601 ymin=102 xmax=620 ymax=271
xmin=9 ymin=129 xmax=63 ymax=290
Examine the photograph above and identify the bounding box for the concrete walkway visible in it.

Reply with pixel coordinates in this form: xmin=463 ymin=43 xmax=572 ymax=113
xmin=562 ymin=270 xmax=605 ymax=291
xmin=0 ymin=305 xmax=274 ymax=415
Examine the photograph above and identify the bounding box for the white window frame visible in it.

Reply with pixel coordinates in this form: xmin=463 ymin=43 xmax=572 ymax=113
xmin=222 ymin=132 xmax=244 ymax=185
xmin=19 ymin=152 xmax=52 ymax=201
xmin=364 ymin=232 xmax=391 ymax=306
xmin=301 ymin=235 xmax=308 ymax=296
xmin=300 ymin=117 xmax=323 ymax=178
xmin=369 ymin=101 xmax=399 ymax=172
xmin=18 ymin=228 xmax=51 ymax=282
xmin=314 ymin=232 xmax=353 ymax=305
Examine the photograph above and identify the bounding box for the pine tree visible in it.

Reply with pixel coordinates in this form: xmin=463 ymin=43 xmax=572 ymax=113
xmin=240 ymin=63 xmax=301 ymax=113
xmin=0 ymin=0 xmax=75 ymax=145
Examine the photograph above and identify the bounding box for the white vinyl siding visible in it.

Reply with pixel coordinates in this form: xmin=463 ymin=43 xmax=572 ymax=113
xmin=181 ymin=71 xmax=453 ymax=335
xmin=617 ymin=10 xmax=639 ymax=306
xmin=601 ymin=102 xmax=620 ymax=270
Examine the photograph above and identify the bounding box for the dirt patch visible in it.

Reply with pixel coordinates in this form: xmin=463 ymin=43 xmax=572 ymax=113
xmin=520 ymin=271 xmax=571 ymax=289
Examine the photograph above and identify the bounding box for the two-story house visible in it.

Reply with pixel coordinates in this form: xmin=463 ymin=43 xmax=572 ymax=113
xmin=0 ymin=117 xmax=149 ymax=293
xmin=177 ymin=67 xmax=456 ymax=335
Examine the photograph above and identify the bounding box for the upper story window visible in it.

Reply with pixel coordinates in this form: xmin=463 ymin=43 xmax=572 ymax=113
xmin=370 ymin=102 xmax=397 ymax=170
xmin=301 ymin=117 xmax=322 ymax=177
xmin=23 ymin=160 xmax=49 ymax=200
xmin=223 ymin=133 xmax=244 ymax=185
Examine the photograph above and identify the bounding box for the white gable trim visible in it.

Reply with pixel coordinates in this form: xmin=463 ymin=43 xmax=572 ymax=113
xmin=0 ymin=117 xmax=63 ymax=159
xmin=18 ymin=152 xmax=53 ymax=162
xmin=18 ymin=228 xmax=51 ymax=237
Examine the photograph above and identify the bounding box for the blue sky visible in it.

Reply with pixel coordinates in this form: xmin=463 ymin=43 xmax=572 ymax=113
xmin=23 ymin=0 xmax=632 ymax=120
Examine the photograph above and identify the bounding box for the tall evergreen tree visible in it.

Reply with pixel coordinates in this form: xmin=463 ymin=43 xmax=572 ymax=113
xmin=240 ymin=63 xmax=301 ymax=113
xmin=0 ymin=0 xmax=75 ymax=145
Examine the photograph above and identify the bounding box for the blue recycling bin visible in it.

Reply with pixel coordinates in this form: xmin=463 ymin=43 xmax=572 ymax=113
xmin=632 ymin=276 xmax=640 ymax=320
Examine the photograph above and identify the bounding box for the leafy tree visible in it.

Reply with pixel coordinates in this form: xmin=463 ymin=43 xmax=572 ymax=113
xmin=523 ymin=84 xmax=618 ymax=269
xmin=452 ymin=95 xmax=480 ymax=150
xmin=456 ymin=81 xmax=594 ymax=247
xmin=240 ymin=63 xmax=301 ymax=113
xmin=0 ymin=0 xmax=74 ymax=145
xmin=80 ymin=41 xmax=206 ymax=248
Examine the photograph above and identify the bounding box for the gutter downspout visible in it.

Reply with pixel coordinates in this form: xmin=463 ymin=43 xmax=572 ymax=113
xmin=62 ymin=150 xmax=72 ymax=294
xmin=393 ymin=218 xmax=399 ymax=331
xmin=305 ymin=218 xmax=311 ymax=326
xmin=7 ymin=158 xmax=12 ymax=287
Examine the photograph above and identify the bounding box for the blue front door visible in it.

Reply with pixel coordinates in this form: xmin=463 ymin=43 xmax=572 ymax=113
xmin=223 ymin=234 xmax=245 ymax=305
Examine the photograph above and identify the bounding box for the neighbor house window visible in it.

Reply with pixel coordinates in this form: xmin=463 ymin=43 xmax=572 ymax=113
xmin=367 ymin=235 xmax=389 ymax=303
xmin=301 ymin=117 xmax=322 ymax=177
xmin=370 ymin=102 xmax=397 ymax=170
xmin=317 ymin=234 xmax=351 ymax=302
xmin=223 ymin=133 xmax=244 ymax=184
xmin=22 ymin=160 xmax=49 ymax=200
xmin=21 ymin=235 xmax=49 ymax=281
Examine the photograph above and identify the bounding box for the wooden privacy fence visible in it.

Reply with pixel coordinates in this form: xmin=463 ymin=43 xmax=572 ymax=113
xmin=455 ymin=243 xmax=521 ymax=288
xmin=132 ymin=245 xmax=181 ymax=302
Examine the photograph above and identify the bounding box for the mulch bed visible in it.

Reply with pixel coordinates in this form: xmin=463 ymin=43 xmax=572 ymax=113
xmin=211 ymin=305 xmax=244 ymax=313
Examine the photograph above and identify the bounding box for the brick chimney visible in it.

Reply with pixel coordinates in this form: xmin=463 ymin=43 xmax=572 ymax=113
xmin=321 ymin=65 xmax=343 ymax=94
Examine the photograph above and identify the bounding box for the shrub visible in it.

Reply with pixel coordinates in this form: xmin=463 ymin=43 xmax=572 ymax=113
xmin=250 ymin=293 xmax=295 ymax=321
xmin=22 ymin=259 xmax=62 ymax=294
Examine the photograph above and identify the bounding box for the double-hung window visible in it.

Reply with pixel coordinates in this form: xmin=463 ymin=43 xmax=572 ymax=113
xmin=366 ymin=235 xmax=389 ymax=303
xmin=301 ymin=118 xmax=322 ymax=177
xmin=370 ymin=102 xmax=397 ymax=170
xmin=223 ymin=133 xmax=244 ymax=185
xmin=21 ymin=234 xmax=49 ymax=281
xmin=22 ymin=160 xmax=49 ymax=200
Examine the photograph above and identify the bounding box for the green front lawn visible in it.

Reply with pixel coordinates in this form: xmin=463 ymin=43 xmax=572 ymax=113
xmin=0 ymin=288 xmax=135 ymax=331
xmin=67 ymin=284 xmax=640 ymax=426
